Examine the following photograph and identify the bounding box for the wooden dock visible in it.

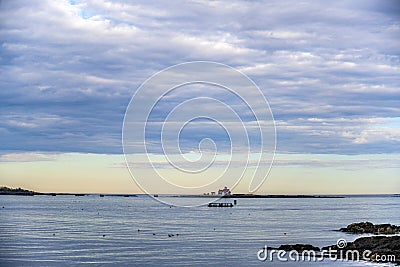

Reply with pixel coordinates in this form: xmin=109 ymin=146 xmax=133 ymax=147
xmin=208 ymin=202 xmax=233 ymax=207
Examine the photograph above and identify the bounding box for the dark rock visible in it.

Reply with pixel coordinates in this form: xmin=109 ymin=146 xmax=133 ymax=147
xmin=278 ymin=244 xmax=320 ymax=252
xmin=0 ymin=186 xmax=36 ymax=195
xmin=340 ymin=222 xmax=400 ymax=234
xmin=323 ymin=236 xmax=400 ymax=264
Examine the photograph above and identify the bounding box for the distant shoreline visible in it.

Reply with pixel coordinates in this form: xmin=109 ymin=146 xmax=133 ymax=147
xmin=0 ymin=192 xmax=139 ymax=197
xmin=0 ymin=186 xmax=138 ymax=197
xmin=174 ymin=194 xmax=345 ymax=198
xmin=1 ymin=186 xmax=398 ymax=198
xmin=172 ymin=193 xmax=400 ymax=198
xmin=173 ymin=194 xmax=398 ymax=198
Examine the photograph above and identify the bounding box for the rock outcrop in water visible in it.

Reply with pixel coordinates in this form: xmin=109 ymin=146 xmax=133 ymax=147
xmin=340 ymin=221 xmax=400 ymax=234
xmin=273 ymin=236 xmax=399 ymax=264
xmin=278 ymin=244 xmax=320 ymax=252
xmin=273 ymin=223 xmax=400 ymax=265
xmin=323 ymin=236 xmax=400 ymax=264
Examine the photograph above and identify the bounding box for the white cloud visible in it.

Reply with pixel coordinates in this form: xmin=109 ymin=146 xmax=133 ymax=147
xmin=0 ymin=152 xmax=60 ymax=162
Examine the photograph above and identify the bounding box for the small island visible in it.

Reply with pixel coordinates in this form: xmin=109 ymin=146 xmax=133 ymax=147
xmin=0 ymin=186 xmax=138 ymax=197
xmin=179 ymin=186 xmax=345 ymax=198
xmin=0 ymin=186 xmax=36 ymax=196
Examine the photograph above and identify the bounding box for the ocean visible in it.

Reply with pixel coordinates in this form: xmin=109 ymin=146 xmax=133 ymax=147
xmin=0 ymin=195 xmax=398 ymax=266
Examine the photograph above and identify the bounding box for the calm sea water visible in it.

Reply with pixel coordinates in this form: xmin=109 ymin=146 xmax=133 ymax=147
xmin=0 ymin=195 xmax=398 ymax=266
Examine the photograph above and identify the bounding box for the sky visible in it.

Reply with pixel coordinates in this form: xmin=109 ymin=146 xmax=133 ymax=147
xmin=0 ymin=0 xmax=399 ymax=194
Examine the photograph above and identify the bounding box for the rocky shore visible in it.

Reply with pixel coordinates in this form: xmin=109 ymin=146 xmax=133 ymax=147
xmin=339 ymin=221 xmax=400 ymax=235
xmin=277 ymin=244 xmax=320 ymax=252
xmin=274 ymin=222 xmax=399 ymax=264
xmin=323 ymin=235 xmax=400 ymax=264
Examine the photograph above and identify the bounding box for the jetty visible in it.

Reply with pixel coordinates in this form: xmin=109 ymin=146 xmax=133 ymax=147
xmin=208 ymin=202 xmax=233 ymax=207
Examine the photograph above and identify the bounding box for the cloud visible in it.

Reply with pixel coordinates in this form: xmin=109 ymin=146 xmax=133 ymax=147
xmin=0 ymin=0 xmax=399 ymax=155
xmin=118 ymin=152 xmax=400 ymax=171
xmin=275 ymin=117 xmax=400 ymax=154
xmin=273 ymin=153 xmax=400 ymax=170
xmin=0 ymin=152 xmax=61 ymax=162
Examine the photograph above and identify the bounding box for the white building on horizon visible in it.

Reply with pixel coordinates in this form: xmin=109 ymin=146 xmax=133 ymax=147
xmin=217 ymin=186 xmax=231 ymax=196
